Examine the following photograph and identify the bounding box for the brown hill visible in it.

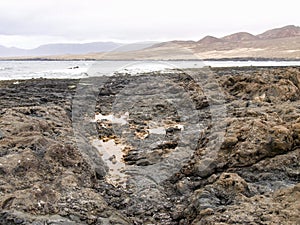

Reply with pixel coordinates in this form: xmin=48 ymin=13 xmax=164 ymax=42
xmin=258 ymin=25 xmax=300 ymax=39
xmin=197 ymin=36 xmax=223 ymax=44
xmin=2 ymin=25 xmax=300 ymax=60
xmin=149 ymin=40 xmax=195 ymax=48
xmin=222 ymin=32 xmax=259 ymax=42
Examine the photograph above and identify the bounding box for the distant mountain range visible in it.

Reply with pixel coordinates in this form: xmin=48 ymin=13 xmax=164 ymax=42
xmin=133 ymin=25 xmax=300 ymax=60
xmin=1 ymin=25 xmax=300 ymax=60
xmin=0 ymin=42 xmax=157 ymax=57
xmin=198 ymin=25 xmax=300 ymax=42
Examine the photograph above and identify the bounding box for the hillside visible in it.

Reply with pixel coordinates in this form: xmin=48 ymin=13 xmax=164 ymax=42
xmin=221 ymin=32 xmax=259 ymax=42
xmin=130 ymin=25 xmax=300 ymax=60
xmin=258 ymin=25 xmax=300 ymax=39
xmin=0 ymin=42 xmax=157 ymax=57
xmin=1 ymin=25 xmax=300 ymax=60
xmin=197 ymin=36 xmax=223 ymax=44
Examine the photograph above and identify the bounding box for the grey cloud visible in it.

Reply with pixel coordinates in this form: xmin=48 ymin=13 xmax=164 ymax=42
xmin=0 ymin=0 xmax=299 ymax=45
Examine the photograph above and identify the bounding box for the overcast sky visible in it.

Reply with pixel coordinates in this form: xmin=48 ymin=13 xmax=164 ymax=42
xmin=0 ymin=0 xmax=299 ymax=49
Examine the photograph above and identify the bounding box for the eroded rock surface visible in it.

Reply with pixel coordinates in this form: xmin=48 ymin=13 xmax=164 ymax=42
xmin=0 ymin=67 xmax=299 ymax=224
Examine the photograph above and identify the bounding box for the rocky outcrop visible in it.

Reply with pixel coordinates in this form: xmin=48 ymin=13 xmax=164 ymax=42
xmin=0 ymin=66 xmax=299 ymax=224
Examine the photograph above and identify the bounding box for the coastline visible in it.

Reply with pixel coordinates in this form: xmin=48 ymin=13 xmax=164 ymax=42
xmin=1 ymin=57 xmax=300 ymax=62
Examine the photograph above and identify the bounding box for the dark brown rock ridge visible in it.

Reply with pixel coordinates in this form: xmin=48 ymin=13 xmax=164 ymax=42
xmin=0 ymin=66 xmax=299 ymax=224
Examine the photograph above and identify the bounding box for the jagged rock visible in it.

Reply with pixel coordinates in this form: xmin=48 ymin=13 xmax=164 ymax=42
xmin=0 ymin=67 xmax=299 ymax=224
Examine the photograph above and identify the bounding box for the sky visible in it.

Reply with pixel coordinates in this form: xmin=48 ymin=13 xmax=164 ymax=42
xmin=0 ymin=0 xmax=299 ymax=49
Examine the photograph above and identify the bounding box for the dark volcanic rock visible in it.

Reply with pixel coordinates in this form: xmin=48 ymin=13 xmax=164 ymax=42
xmin=0 ymin=66 xmax=299 ymax=224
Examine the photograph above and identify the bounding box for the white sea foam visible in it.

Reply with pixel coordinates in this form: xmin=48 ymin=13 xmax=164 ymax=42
xmin=116 ymin=63 xmax=173 ymax=74
xmin=0 ymin=66 xmax=12 ymax=71
xmin=1 ymin=60 xmax=300 ymax=80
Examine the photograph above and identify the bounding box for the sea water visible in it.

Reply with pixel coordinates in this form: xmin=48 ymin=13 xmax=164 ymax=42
xmin=0 ymin=60 xmax=300 ymax=80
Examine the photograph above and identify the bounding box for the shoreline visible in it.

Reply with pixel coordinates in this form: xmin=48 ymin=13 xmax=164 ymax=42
xmin=1 ymin=57 xmax=300 ymax=61
xmin=1 ymin=65 xmax=300 ymax=82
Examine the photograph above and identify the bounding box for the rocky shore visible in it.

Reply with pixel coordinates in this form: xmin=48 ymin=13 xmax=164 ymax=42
xmin=0 ymin=66 xmax=299 ymax=224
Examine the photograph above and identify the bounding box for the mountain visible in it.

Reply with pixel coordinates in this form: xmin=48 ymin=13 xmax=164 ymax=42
xmin=1 ymin=25 xmax=300 ymax=60
xmin=0 ymin=42 xmax=157 ymax=57
xmin=116 ymin=25 xmax=299 ymax=60
xmin=221 ymin=32 xmax=258 ymax=42
xmin=29 ymin=42 xmax=122 ymax=56
xmin=258 ymin=25 xmax=300 ymax=39
xmin=149 ymin=40 xmax=196 ymax=49
xmin=101 ymin=25 xmax=300 ymax=60
xmin=0 ymin=42 xmax=122 ymax=57
xmin=0 ymin=45 xmax=25 ymax=57
xmin=197 ymin=36 xmax=223 ymax=44
xmin=109 ymin=42 xmax=159 ymax=52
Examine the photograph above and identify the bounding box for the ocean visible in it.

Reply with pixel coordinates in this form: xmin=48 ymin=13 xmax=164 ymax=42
xmin=1 ymin=60 xmax=300 ymax=80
